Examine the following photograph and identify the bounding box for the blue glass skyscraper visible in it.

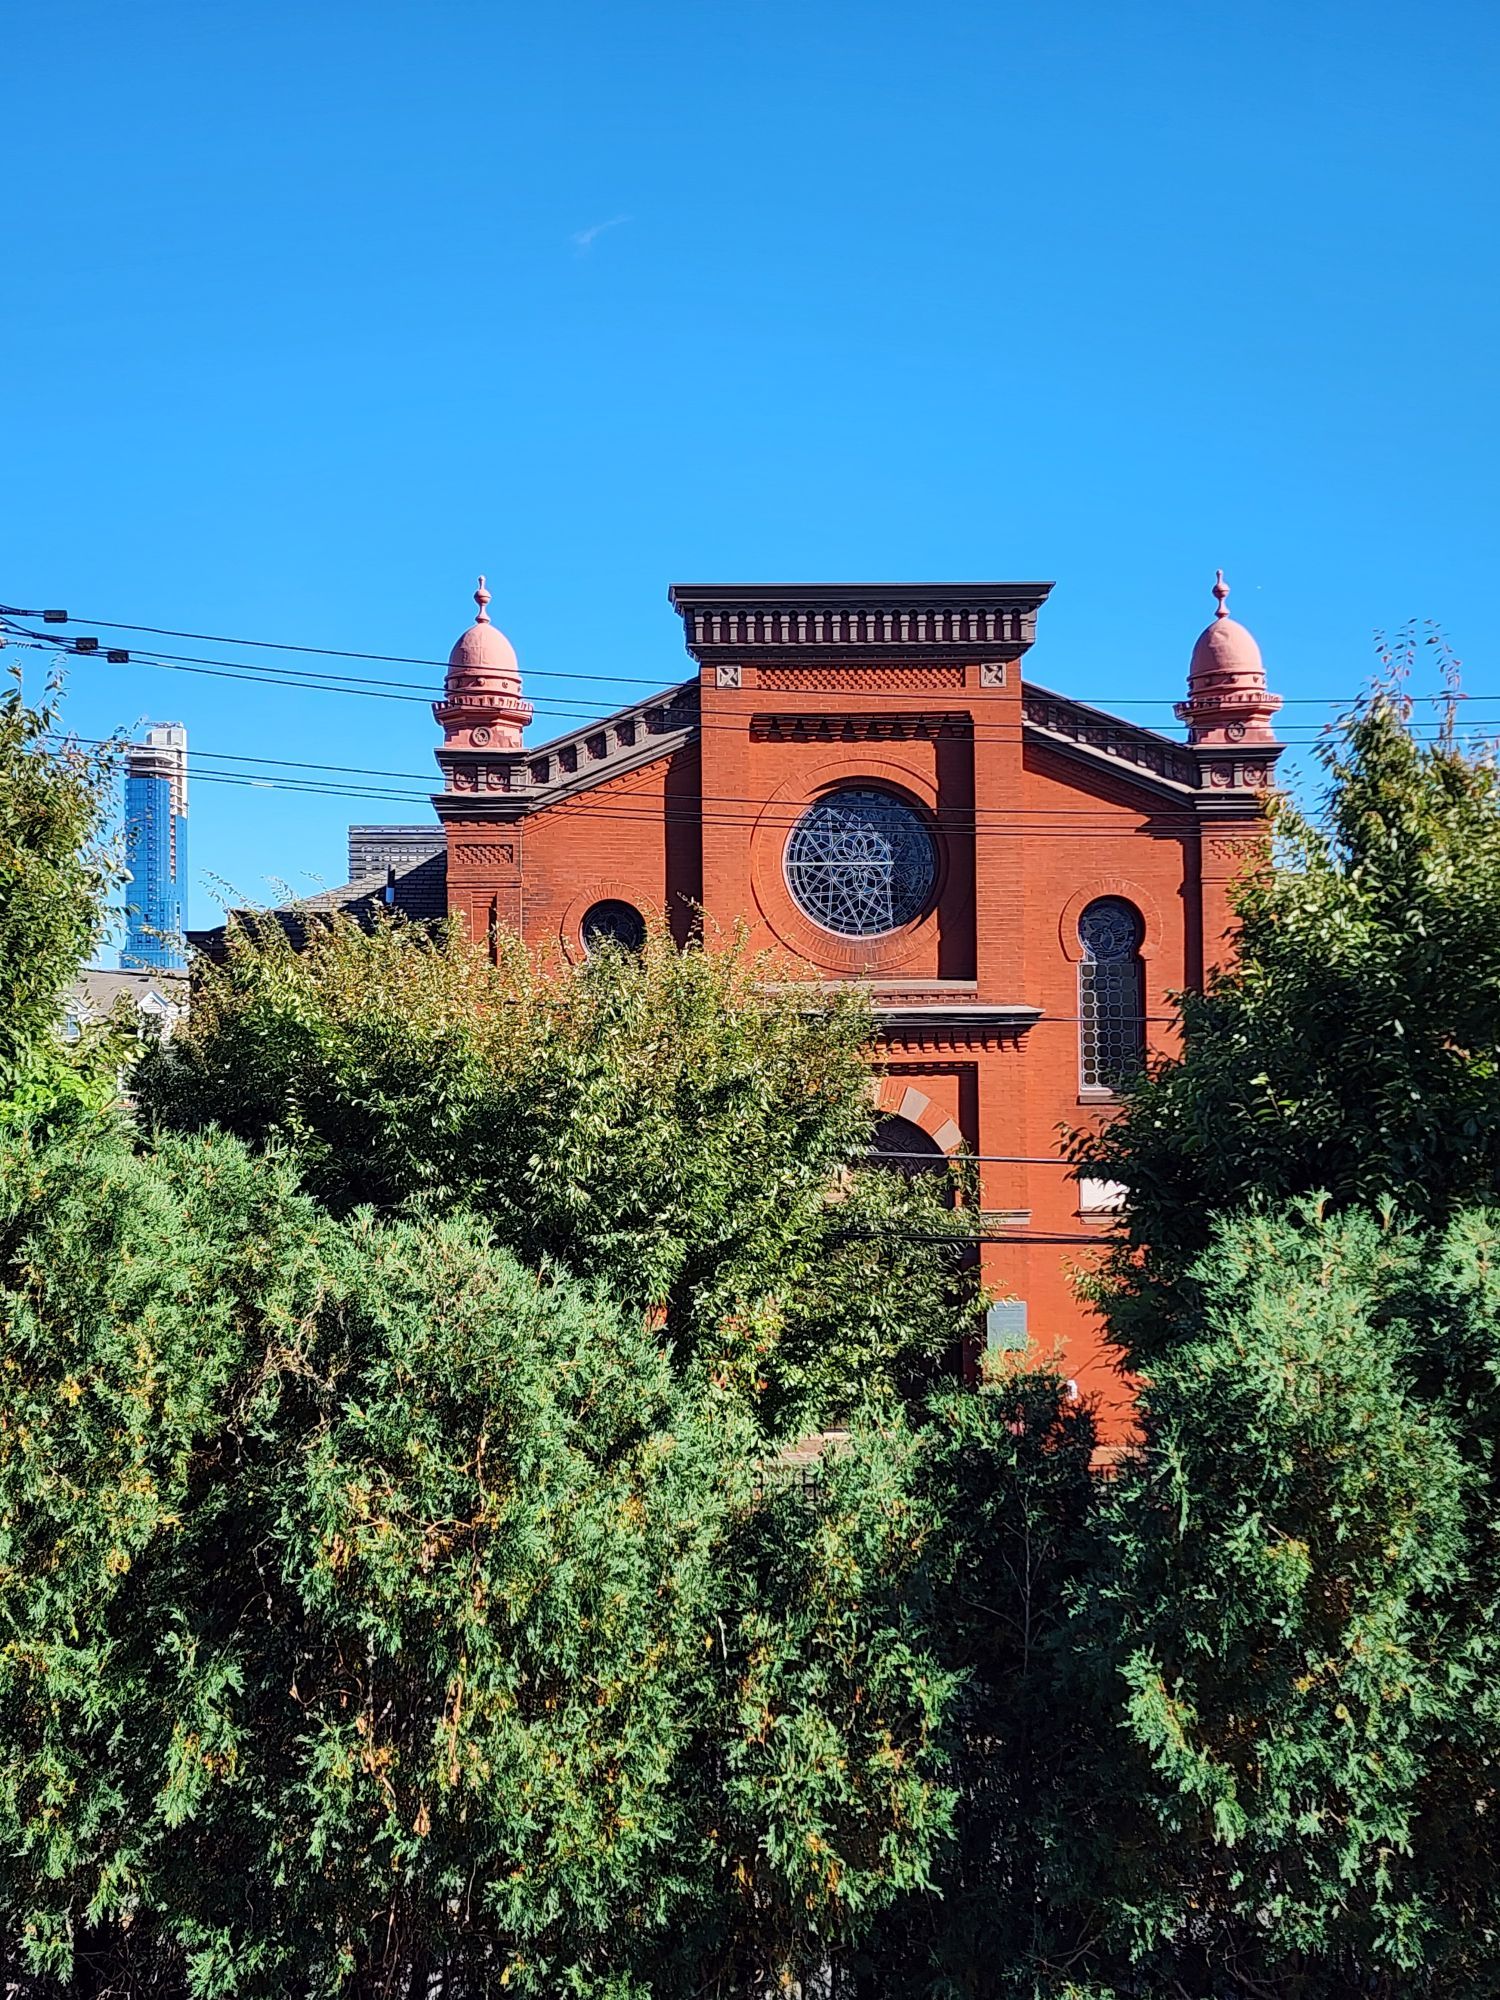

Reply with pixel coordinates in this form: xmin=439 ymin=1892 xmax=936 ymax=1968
xmin=123 ymin=722 xmax=189 ymax=970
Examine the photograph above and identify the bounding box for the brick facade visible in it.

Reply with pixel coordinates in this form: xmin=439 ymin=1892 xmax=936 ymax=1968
xmin=432 ymin=578 xmax=1281 ymax=1433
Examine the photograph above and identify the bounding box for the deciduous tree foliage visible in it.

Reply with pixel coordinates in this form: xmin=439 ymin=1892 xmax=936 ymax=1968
xmin=136 ymin=915 xmax=976 ymax=1433
xmin=0 ymin=670 xmax=123 ymax=1129
xmin=1079 ymin=665 xmax=1500 ymax=1362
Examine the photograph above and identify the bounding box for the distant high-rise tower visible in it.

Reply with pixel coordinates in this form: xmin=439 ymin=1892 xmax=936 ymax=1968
xmin=123 ymin=722 xmax=189 ymax=969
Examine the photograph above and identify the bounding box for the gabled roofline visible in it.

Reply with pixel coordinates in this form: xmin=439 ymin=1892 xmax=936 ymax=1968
xmin=434 ymin=679 xmax=701 ymax=821
xmin=1021 ymin=680 xmax=1202 ymax=798
xmin=522 ymin=678 xmax=697 ymax=762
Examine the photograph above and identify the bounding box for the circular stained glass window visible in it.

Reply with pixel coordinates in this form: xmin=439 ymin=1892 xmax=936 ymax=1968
xmin=784 ymin=789 xmax=937 ymax=937
xmin=581 ymin=899 xmax=647 ymax=954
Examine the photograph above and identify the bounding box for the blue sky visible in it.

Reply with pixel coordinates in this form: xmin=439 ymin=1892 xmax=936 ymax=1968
xmin=6 ymin=0 xmax=1498 ymax=940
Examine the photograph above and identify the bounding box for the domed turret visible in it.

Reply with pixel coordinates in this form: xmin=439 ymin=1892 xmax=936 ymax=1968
xmin=434 ymin=577 xmax=532 ymax=753
xmin=1175 ymin=570 xmax=1282 ymax=746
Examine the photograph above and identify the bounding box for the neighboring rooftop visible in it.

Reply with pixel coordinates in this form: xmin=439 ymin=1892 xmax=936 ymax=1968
xmin=66 ymin=966 xmax=188 ymax=1039
xmin=186 ymin=847 xmax=447 ymax=959
xmin=347 ymin=823 xmax=446 ymax=881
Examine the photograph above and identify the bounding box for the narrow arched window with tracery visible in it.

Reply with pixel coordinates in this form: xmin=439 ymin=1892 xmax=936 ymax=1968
xmin=1078 ymin=897 xmax=1145 ymax=1092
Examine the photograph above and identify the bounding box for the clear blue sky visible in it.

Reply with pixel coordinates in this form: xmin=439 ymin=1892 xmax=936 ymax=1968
xmin=6 ymin=0 xmax=1498 ymax=939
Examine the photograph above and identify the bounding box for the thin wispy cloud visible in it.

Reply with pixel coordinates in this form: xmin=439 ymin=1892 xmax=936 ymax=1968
xmin=571 ymin=214 xmax=632 ymax=254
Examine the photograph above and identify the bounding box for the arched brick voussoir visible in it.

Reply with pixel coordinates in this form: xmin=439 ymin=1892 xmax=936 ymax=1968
xmin=872 ymin=1076 xmax=966 ymax=1155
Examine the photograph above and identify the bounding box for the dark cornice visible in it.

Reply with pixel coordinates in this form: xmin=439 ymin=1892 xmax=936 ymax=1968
xmin=669 ymin=582 xmax=1056 ymax=608
xmin=670 ymin=581 xmax=1055 ymax=664
xmin=873 ymin=1003 xmax=1043 ymax=1046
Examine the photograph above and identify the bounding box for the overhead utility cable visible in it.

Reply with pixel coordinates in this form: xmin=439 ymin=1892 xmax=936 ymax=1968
xmin=8 ymin=620 xmax=1481 ymax=751
xmin=4 ymin=598 xmax=1466 ymax=707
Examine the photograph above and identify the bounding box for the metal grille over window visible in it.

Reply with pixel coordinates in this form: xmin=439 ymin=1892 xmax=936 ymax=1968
xmin=784 ymin=788 xmax=937 ymax=937
xmin=1078 ymin=897 xmax=1145 ymax=1091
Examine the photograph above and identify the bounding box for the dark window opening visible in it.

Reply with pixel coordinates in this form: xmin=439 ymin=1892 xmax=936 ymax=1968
xmin=868 ymin=1113 xmax=948 ymax=1176
xmin=1078 ymin=897 xmax=1145 ymax=1091
xmin=581 ymin=898 xmax=647 ymax=955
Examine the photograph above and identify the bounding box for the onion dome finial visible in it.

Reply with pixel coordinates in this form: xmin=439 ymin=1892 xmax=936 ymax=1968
xmin=1175 ymin=568 xmax=1282 ymax=749
xmin=434 ymin=576 xmax=532 ymax=757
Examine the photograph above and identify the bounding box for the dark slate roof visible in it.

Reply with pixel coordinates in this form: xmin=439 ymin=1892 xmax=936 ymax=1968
xmin=186 ymin=849 xmax=447 ymax=960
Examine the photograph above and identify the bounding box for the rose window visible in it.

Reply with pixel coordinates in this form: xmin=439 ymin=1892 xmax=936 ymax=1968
xmin=784 ymin=789 xmax=937 ymax=937
xmin=581 ymin=899 xmax=647 ymax=954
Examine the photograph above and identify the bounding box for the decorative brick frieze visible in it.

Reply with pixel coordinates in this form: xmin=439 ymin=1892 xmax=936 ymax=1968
xmin=452 ymin=842 xmax=515 ymax=868
xmin=750 ymin=712 xmax=972 ymax=744
xmin=755 ymin=665 xmax=967 ymax=692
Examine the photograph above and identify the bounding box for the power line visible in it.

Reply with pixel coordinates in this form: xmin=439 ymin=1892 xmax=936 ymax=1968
xmin=6 ymin=608 xmax=1478 ymax=747
xmin=63 ymin=771 xmax=1279 ymax=837
xmin=50 ymin=730 xmax=1492 ymax=842
xmin=50 ymin=730 xmax=1330 ymax=820
xmin=7 ymin=597 xmax=1478 ymax=707
xmin=13 ymin=623 xmax=1486 ymax=756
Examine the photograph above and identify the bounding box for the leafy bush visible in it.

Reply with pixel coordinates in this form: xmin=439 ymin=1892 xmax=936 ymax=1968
xmin=138 ymin=915 xmax=978 ymax=1432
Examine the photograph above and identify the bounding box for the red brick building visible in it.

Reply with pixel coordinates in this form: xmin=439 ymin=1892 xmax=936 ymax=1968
xmin=427 ymin=574 xmax=1281 ymax=1423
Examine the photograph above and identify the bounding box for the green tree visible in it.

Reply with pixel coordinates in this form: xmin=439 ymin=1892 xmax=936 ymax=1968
xmin=0 ymin=1121 xmax=960 ymax=2000
xmin=0 ymin=669 xmax=123 ymax=1129
xmin=1077 ymin=665 xmax=1500 ymax=1364
xmin=137 ymin=914 xmax=978 ymax=1433
xmin=1052 ymin=672 xmax=1500 ymax=1997
xmin=1063 ymin=1205 xmax=1479 ymax=1997
xmin=0 ymin=719 xmax=995 ymax=1995
xmin=856 ymin=1368 xmax=1099 ymax=1999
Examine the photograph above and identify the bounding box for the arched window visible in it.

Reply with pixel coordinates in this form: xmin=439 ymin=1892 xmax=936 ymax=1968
xmin=581 ymin=899 xmax=647 ymax=955
xmin=868 ymin=1113 xmax=947 ymax=1178
xmin=1078 ymin=897 xmax=1145 ymax=1092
